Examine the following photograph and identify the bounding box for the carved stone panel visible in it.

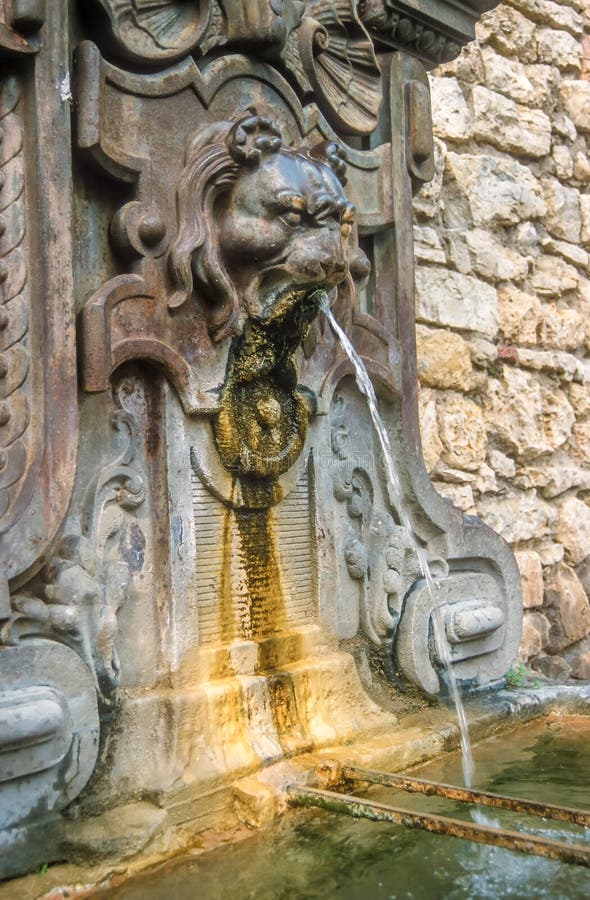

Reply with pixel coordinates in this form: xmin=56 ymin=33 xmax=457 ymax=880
xmin=0 ymin=0 xmax=522 ymax=880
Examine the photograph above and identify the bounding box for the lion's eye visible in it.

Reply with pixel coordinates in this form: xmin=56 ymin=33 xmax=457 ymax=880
xmin=281 ymin=211 xmax=302 ymax=227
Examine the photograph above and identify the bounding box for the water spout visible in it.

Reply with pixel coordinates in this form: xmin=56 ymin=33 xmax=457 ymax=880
xmin=317 ymin=291 xmax=474 ymax=787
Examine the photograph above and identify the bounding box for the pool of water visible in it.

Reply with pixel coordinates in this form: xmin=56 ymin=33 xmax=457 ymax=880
xmin=109 ymin=716 xmax=590 ymax=900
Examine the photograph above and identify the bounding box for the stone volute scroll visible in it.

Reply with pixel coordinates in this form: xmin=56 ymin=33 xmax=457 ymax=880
xmin=0 ymin=0 xmax=525 ymax=881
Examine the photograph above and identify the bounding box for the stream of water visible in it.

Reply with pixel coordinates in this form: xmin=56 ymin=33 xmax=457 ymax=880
xmin=321 ymin=298 xmax=474 ymax=788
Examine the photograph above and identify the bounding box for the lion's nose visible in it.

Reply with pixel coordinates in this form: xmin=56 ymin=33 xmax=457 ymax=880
xmin=319 ymin=256 xmax=347 ymax=279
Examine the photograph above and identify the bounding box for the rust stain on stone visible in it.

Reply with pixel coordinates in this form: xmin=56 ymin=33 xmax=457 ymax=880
xmin=234 ymin=506 xmax=286 ymax=640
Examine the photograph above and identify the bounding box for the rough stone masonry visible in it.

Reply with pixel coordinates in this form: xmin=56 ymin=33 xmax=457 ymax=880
xmin=416 ymin=0 xmax=590 ymax=680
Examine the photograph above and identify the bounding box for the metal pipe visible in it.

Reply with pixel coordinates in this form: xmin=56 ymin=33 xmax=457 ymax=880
xmin=342 ymin=765 xmax=590 ymax=828
xmin=287 ymin=786 xmax=590 ymax=868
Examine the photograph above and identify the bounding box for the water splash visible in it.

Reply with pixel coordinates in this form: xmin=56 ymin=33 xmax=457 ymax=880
xmin=319 ymin=295 xmax=474 ymax=787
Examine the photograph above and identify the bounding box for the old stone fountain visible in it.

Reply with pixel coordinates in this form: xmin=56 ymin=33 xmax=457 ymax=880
xmin=0 ymin=0 xmax=529 ymax=883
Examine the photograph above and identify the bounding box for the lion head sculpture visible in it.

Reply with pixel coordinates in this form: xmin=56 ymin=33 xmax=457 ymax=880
xmin=170 ymin=110 xmax=362 ymax=491
xmin=169 ymin=109 xmax=356 ymax=342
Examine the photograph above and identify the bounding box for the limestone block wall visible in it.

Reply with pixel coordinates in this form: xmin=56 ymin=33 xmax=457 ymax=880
xmin=415 ymin=0 xmax=590 ymax=680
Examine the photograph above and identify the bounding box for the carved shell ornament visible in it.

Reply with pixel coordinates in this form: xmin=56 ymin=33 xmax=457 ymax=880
xmin=296 ymin=0 xmax=382 ymax=134
xmin=94 ymin=2 xmax=383 ymax=135
xmin=94 ymin=0 xmax=211 ymax=61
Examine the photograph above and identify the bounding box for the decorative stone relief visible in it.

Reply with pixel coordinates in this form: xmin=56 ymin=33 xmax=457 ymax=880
xmin=0 ymin=384 xmax=145 ymax=871
xmin=0 ymin=76 xmax=31 ymax=532
xmin=0 ymin=0 xmax=526 ymax=878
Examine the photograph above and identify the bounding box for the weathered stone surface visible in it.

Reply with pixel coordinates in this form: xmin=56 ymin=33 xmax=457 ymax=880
xmin=472 ymin=86 xmax=552 ymax=158
xmin=414 ymin=226 xmax=446 ymax=264
xmin=514 ymin=461 xmax=590 ymax=497
xmin=514 ymin=550 xmax=544 ymax=608
xmin=537 ymin=543 xmax=565 ymax=566
xmin=62 ymin=803 xmax=167 ymax=863
xmin=531 ymin=255 xmax=579 ymax=296
xmin=555 ymin=497 xmax=590 ymax=564
xmin=530 ymin=653 xmax=573 ymax=679
xmin=518 ymin=610 xmax=551 ymax=660
xmin=488 ymin=449 xmax=517 ymax=479
xmin=477 ymin=489 xmax=557 ymax=543
xmin=464 ymin=229 xmax=529 ymax=282
xmin=473 ymin=462 xmax=498 ymax=494
xmin=481 ymin=47 xmax=537 ymax=105
xmin=429 ymin=77 xmax=471 ymax=142
xmin=573 ymin=150 xmax=590 ymax=183
xmin=508 ymin=0 xmax=584 ymax=35
xmin=572 ymin=421 xmax=590 ymax=464
xmin=580 ymin=193 xmax=590 ymax=245
xmin=436 ymin=43 xmax=485 ymax=83
xmin=568 ymin=383 xmax=590 ymax=416
xmin=553 ymin=111 xmax=578 ymax=140
xmin=436 ymin=394 xmax=487 ymax=470
xmin=484 ymin=368 xmax=575 ymax=461
xmin=476 ymin=6 xmax=537 ymax=62
xmin=514 ymin=221 xmax=541 ymax=256
xmin=434 ymin=465 xmax=476 ymax=484
xmin=536 ymin=28 xmax=582 ymax=71
xmin=498 ymin=286 xmax=542 ymax=346
xmin=445 ymin=153 xmax=546 ymax=227
xmin=433 ymin=481 xmax=476 ymax=513
xmin=527 ymin=64 xmax=561 ymax=110
xmin=561 ymin=80 xmax=590 ymax=132
xmin=518 ymin=347 xmax=581 ymax=382
xmin=538 ymin=304 xmax=583 ymax=351
xmin=543 ymin=561 xmax=590 ymax=651
xmin=416 ymin=327 xmax=475 ymax=391
xmin=414 ymin=138 xmax=446 ymax=220
xmin=418 ymin=388 xmax=443 ymax=473
xmin=562 ymin=637 xmax=590 ymax=679
xmin=468 ymin=336 xmax=497 ymax=368
xmin=415 ymin=267 xmax=499 ymax=338
xmin=542 ymin=178 xmax=582 ymax=243
xmin=233 ymin=777 xmax=277 ymax=827
xmin=540 ymin=237 xmax=588 ymax=267
xmin=552 ymin=145 xmax=574 ymax=179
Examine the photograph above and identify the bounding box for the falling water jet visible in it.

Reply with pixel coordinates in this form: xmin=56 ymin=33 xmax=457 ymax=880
xmin=314 ymin=290 xmax=474 ymax=787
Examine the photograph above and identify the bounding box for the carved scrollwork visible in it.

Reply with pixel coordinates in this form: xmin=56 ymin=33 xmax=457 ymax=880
xmin=331 ymin=391 xmax=423 ymax=645
xmin=0 ymin=76 xmax=31 ymax=532
xmin=0 ymin=1 xmax=45 ymax=54
xmin=2 ymin=389 xmax=145 ymax=712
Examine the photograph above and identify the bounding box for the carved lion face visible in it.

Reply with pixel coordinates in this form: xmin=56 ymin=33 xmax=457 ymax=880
xmin=169 ymin=112 xmax=355 ymax=341
xmin=217 ymin=145 xmax=354 ymax=323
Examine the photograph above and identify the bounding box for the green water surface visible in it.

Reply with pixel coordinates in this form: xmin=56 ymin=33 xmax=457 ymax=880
xmin=110 ymin=717 xmax=590 ymax=900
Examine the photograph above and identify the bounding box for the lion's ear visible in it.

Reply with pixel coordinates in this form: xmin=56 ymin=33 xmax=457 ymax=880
xmin=308 ymin=140 xmax=348 ymax=185
xmin=226 ymin=109 xmax=282 ymax=167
